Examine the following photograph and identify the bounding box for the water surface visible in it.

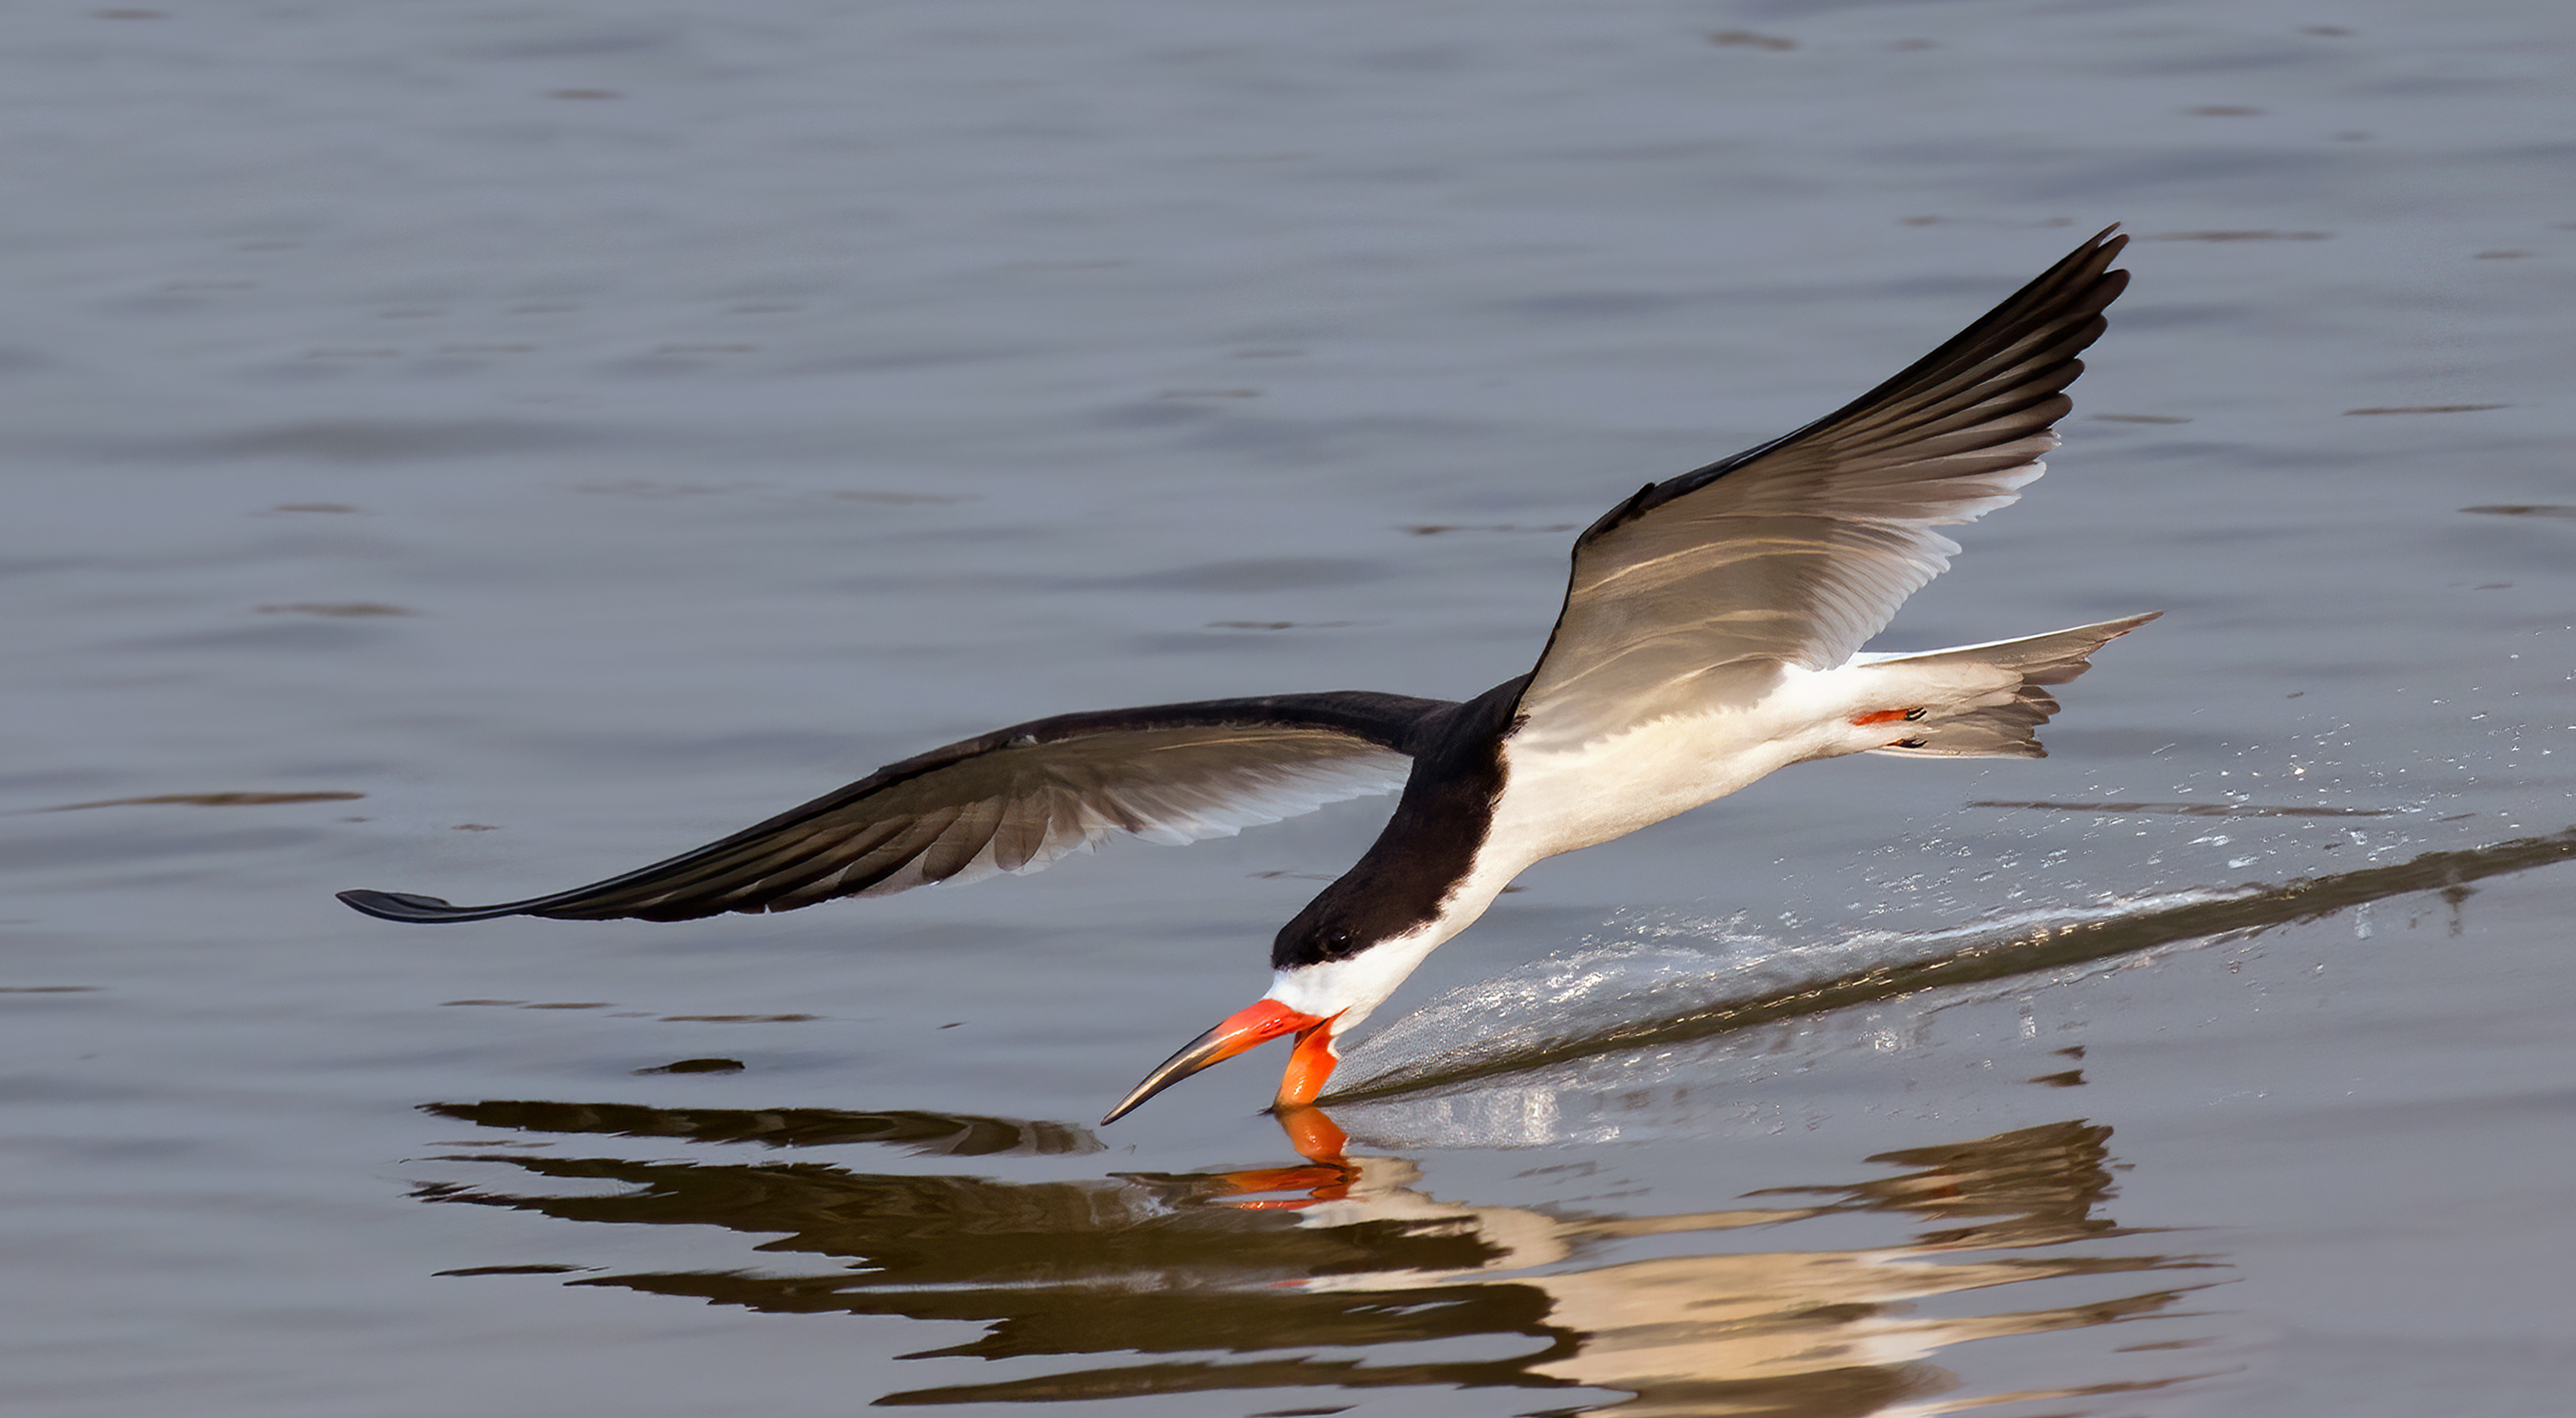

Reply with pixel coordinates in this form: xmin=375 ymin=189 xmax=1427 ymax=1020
xmin=7 ymin=2 xmax=2574 ymax=1415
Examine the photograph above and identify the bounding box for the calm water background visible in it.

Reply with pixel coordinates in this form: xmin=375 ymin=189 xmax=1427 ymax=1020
xmin=6 ymin=2 xmax=2574 ymax=1415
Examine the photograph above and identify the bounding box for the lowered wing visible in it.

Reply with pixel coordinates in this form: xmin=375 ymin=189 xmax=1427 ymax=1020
xmin=339 ymin=691 xmax=1450 ymax=922
xmin=1512 ymin=227 xmax=2129 ymax=752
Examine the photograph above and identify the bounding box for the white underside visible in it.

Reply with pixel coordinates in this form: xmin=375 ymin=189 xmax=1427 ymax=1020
xmin=1266 ymin=647 xmax=2034 ymax=1036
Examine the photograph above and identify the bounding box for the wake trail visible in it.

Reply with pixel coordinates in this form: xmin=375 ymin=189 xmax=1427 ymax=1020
xmin=1328 ymin=826 xmax=2576 ymax=1102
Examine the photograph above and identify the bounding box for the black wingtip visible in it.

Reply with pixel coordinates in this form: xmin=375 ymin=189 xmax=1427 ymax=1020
xmin=337 ymin=888 xmax=500 ymax=922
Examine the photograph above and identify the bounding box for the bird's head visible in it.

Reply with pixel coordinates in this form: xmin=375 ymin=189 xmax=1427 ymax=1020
xmin=1099 ymin=899 xmax=1450 ymax=1125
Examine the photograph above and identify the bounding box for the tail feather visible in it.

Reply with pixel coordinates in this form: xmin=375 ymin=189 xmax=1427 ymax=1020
xmin=1863 ymin=612 xmax=2158 ymax=759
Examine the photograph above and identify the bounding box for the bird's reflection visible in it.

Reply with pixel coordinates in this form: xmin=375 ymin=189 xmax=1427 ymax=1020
xmin=414 ymin=1099 xmax=2223 ymax=1413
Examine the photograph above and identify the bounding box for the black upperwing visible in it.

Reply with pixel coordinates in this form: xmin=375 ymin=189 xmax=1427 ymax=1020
xmin=1510 ymin=227 xmax=2129 ymax=754
xmin=338 ymin=691 xmax=1453 ymax=923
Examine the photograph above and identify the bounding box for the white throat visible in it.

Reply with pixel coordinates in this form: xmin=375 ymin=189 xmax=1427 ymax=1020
xmin=1262 ymin=841 xmax=1535 ymax=1036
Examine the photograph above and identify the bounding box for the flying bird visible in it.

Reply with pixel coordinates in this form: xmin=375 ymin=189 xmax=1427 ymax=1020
xmin=342 ymin=227 xmax=2153 ymax=1125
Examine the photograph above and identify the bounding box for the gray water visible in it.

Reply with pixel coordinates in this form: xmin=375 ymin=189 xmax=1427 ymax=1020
xmin=7 ymin=2 xmax=2574 ymax=1415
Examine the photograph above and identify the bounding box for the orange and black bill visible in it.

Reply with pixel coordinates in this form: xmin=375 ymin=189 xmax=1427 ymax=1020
xmin=1100 ymin=998 xmax=1340 ymax=1124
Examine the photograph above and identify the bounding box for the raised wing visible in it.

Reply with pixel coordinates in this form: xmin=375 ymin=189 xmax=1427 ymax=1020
xmin=1512 ymin=228 xmax=2129 ymax=751
xmin=338 ymin=691 xmax=1450 ymax=922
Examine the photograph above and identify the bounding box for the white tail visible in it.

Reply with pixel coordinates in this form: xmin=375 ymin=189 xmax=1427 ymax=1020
xmin=1860 ymin=612 xmax=2159 ymax=759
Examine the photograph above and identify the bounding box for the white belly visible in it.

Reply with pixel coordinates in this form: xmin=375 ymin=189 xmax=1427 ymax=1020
xmin=1490 ymin=708 xmax=1791 ymax=864
xmin=1485 ymin=657 xmax=2009 ymax=869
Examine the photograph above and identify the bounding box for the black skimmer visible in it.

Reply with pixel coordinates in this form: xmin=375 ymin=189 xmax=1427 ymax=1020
xmin=342 ymin=227 xmax=2153 ymax=1125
